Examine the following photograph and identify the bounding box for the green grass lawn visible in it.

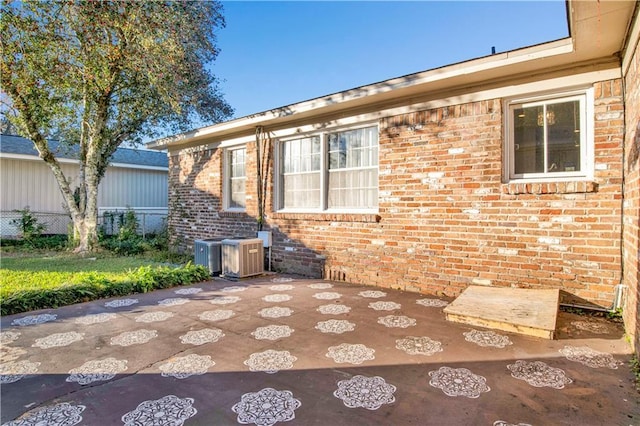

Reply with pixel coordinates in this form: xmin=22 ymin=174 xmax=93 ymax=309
xmin=1 ymin=255 xmax=165 ymax=292
xmin=2 ymin=254 xmax=164 ymax=273
xmin=0 ymin=254 xmax=209 ymax=315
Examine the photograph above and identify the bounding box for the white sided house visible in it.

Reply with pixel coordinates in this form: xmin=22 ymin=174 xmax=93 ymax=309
xmin=151 ymin=2 xmax=640 ymax=355
xmin=1 ymin=134 xmax=168 ymax=236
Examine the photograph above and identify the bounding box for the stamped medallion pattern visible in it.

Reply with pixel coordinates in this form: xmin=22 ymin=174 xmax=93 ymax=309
xmin=2 ymin=402 xmax=85 ymax=426
xmin=0 ymin=331 xmax=21 ymax=345
xmin=571 ymin=320 xmax=609 ymax=334
xmin=199 ymin=309 xmax=235 ymax=322
xmin=416 ymin=298 xmax=449 ymax=307
xmin=66 ymin=358 xmax=128 ymax=385
xmin=259 ymin=306 xmax=294 ymax=318
xmin=313 ymin=292 xmax=342 ymax=300
xmin=358 ymin=290 xmax=387 ymax=298
xmin=136 ymin=311 xmax=175 ymax=323
xmin=377 ymin=315 xmax=416 ymax=328
xmin=110 ymin=329 xmax=158 ymax=346
xmin=317 ymin=304 xmax=351 ymax=315
xmin=463 ymin=329 xmax=513 ymax=348
xmin=429 ymin=366 xmax=490 ymax=398
xmin=396 ymin=336 xmax=443 ymax=356
xmin=174 ymin=287 xmax=203 ymax=295
xmin=507 ymin=360 xmax=572 ymax=389
xmin=180 ymin=328 xmax=225 ymax=345
xmin=251 ymin=325 xmax=294 ymax=340
xmin=326 ymin=343 xmax=375 ymax=365
xmin=333 ymin=375 xmax=396 ymax=410
xmin=263 ymin=294 xmax=292 ymax=303
xmin=74 ymin=312 xmax=117 ymax=325
xmin=33 ymin=332 xmax=85 ymax=349
xmin=368 ymin=301 xmax=401 ymax=311
xmin=11 ymin=313 xmax=57 ymax=326
xmin=105 ymin=298 xmax=138 ymax=308
xmin=158 ymin=297 xmax=189 ymax=306
xmin=1 ymin=345 xmax=27 ymax=363
xmin=232 ymin=388 xmax=301 ymax=426
xmin=269 ymin=284 xmax=295 ymax=291
xmin=315 ymin=319 xmax=356 ymax=334
xmin=308 ymin=283 xmax=333 ymax=289
xmin=210 ymin=295 xmax=241 ymax=305
xmin=0 ymin=360 xmax=40 ymax=384
xmin=159 ymin=354 xmax=215 ymax=379
xmin=244 ymin=350 xmax=297 ymax=373
xmin=559 ymin=346 xmax=620 ymax=369
xmin=221 ymin=285 xmax=248 ymax=293
xmin=121 ymin=395 xmax=197 ymax=426
xmin=272 ymin=277 xmax=294 ymax=283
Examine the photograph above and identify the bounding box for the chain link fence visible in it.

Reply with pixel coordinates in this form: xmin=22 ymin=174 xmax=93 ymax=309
xmin=99 ymin=210 xmax=167 ymax=238
xmin=1 ymin=210 xmax=167 ymax=239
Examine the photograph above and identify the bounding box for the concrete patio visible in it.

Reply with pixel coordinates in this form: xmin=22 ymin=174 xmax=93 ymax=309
xmin=1 ymin=274 xmax=638 ymax=425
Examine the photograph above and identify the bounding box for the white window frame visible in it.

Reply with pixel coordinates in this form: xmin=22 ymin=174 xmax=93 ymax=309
xmin=275 ymin=123 xmax=379 ymax=214
xmin=504 ymin=88 xmax=594 ymax=183
xmin=224 ymin=146 xmax=247 ymax=211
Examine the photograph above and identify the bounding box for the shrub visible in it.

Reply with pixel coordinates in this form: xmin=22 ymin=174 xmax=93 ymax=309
xmin=11 ymin=207 xmax=46 ymax=240
xmin=100 ymin=236 xmax=145 ymax=256
xmin=100 ymin=208 xmax=145 ymax=256
xmin=0 ymin=234 xmax=69 ymax=251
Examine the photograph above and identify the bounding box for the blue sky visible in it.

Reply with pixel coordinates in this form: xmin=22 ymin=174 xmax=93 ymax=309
xmin=213 ymin=1 xmax=569 ymax=119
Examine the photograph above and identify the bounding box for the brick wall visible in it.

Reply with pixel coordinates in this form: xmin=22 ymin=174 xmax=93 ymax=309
xmin=169 ymin=78 xmax=625 ymax=308
xmin=623 ymin=38 xmax=640 ymax=354
xmin=168 ymin=146 xmax=257 ymax=247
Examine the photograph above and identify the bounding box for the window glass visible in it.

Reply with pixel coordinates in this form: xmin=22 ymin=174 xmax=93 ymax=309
xmin=281 ymin=136 xmax=321 ymax=209
xmin=547 ymin=100 xmax=581 ymax=173
xmin=514 ymin=105 xmax=544 ymax=174
xmin=228 ymin=148 xmax=246 ymax=209
xmin=327 ymin=127 xmax=378 ymax=209
xmin=510 ymin=94 xmax=585 ymax=179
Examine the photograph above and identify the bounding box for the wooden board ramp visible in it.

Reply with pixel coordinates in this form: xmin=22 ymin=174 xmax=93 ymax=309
xmin=443 ymin=286 xmax=560 ymax=339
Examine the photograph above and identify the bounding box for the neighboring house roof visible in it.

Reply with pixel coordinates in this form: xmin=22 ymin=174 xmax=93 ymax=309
xmin=1 ymin=134 xmax=168 ymax=169
xmin=148 ymin=0 xmax=637 ymax=152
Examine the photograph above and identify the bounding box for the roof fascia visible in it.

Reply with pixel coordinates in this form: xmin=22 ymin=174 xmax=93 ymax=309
xmin=0 ymin=153 xmax=168 ymax=171
xmin=622 ymin=2 xmax=640 ymax=75
xmin=149 ymin=38 xmax=573 ymax=151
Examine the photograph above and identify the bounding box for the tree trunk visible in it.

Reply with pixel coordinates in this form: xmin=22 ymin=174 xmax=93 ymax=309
xmin=73 ymin=217 xmax=97 ymax=254
xmin=73 ymin=143 xmax=101 ymax=254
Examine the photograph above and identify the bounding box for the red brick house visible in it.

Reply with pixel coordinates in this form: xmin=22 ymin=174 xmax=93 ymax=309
xmin=150 ymin=1 xmax=640 ymax=355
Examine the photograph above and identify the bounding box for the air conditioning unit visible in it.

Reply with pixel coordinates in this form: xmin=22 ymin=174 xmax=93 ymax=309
xmin=194 ymin=239 xmax=223 ymax=275
xmin=221 ymin=237 xmax=264 ymax=278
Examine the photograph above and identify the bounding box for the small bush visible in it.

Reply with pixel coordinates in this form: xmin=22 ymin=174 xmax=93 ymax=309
xmin=100 ymin=236 xmax=145 ymax=256
xmin=11 ymin=207 xmax=46 ymax=240
xmin=99 ymin=208 xmax=148 ymax=256
xmin=0 ymin=234 xmax=69 ymax=251
xmin=26 ymin=234 xmax=69 ymax=250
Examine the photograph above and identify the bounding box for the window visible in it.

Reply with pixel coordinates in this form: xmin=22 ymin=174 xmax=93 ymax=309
xmin=278 ymin=125 xmax=378 ymax=211
xmin=327 ymin=127 xmax=378 ymax=209
xmin=281 ymin=136 xmax=321 ymax=209
xmin=226 ymin=147 xmax=246 ymax=210
xmin=507 ymin=91 xmax=591 ymax=181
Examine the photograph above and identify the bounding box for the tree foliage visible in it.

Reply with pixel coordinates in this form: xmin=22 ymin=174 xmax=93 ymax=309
xmin=1 ymin=1 xmax=232 ymax=252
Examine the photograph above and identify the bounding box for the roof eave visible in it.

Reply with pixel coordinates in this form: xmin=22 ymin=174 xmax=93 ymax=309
xmin=148 ymin=0 xmax=635 ymax=152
